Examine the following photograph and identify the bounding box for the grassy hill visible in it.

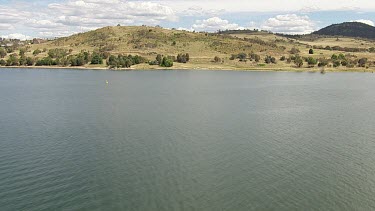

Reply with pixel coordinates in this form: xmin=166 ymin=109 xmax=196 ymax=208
xmin=38 ymin=26 xmax=285 ymax=58
xmin=2 ymin=25 xmax=375 ymax=71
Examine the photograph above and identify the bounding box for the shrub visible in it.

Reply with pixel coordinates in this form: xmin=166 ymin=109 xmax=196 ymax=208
xmin=341 ymin=60 xmax=348 ymax=66
xmin=333 ymin=60 xmax=341 ymax=67
xmin=91 ymin=53 xmax=103 ymax=64
xmin=264 ymin=55 xmax=276 ymax=64
xmin=237 ymin=53 xmax=247 ymax=61
xmin=294 ymin=57 xmax=303 ymax=68
xmin=33 ymin=49 xmax=41 ymax=56
xmin=48 ymin=48 xmax=68 ymax=58
xmin=0 ymin=47 xmax=6 ymax=58
xmin=338 ymin=53 xmax=345 ymax=60
xmin=26 ymin=57 xmax=34 ymax=66
xmin=249 ymin=53 xmax=260 ymax=62
xmin=177 ymin=53 xmax=190 ymax=63
xmin=309 ymin=49 xmax=314 ymax=54
xmin=358 ymin=58 xmax=368 ymax=67
xmin=149 ymin=60 xmax=159 ymax=65
xmin=161 ymin=57 xmax=173 ymax=67
xmin=213 ymin=56 xmax=221 ymax=63
xmin=290 ymin=47 xmax=300 ymax=54
xmin=318 ymin=59 xmax=329 ymax=67
xmin=19 ymin=48 xmax=26 ymax=57
xmin=6 ymin=55 xmax=19 ymax=66
xmin=306 ymin=57 xmax=317 ymax=67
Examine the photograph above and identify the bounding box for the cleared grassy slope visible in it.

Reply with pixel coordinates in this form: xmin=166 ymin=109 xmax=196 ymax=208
xmin=16 ymin=25 xmax=375 ymax=71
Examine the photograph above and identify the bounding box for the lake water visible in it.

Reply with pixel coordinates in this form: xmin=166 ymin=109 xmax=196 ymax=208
xmin=1 ymin=68 xmax=375 ymax=210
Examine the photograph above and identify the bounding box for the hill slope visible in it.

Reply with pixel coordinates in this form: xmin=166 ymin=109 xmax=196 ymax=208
xmin=38 ymin=26 xmax=286 ymax=59
xmin=5 ymin=25 xmax=375 ymax=71
xmin=312 ymin=22 xmax=375 ymax=39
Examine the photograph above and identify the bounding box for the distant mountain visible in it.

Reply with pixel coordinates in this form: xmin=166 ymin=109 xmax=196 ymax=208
xmin=312 ymin=22 xmax=375 ymax=39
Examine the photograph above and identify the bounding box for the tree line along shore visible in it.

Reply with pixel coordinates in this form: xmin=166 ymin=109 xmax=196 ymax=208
xmin=0 ymin=25 xmax=374 ymax=71
xmin=0 ymin=46 xmax=372 ymax=71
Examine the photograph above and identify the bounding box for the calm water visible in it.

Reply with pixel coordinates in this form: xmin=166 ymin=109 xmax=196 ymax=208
xmin=1 ymin=68 xmax=375 ymax=210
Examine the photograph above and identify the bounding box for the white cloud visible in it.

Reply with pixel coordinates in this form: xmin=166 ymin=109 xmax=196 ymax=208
xmin=0 ymin=7 xmax=32 ymax=30
xmin=0 ymin=0 xmax=374 ymax=39
xmin=48 ymin=0 xmax=177 ymax=27
xmin=1 ymin=33 xmax=32 ymax=40
xmin=161 ymin=0 xmax=375 ymax=13
xmin=177 ymin=27 xmax=194 ymax=32
xmin=181 ymin=6 xmax=225 ymax=17
xmin=26 ymin=19 xmax=64 ymax=29
xmin=0 ymin=23 xmax=14 ymax=30
xmin=351 ymin=19 xmax=374 ymax=26
xmin=0 ymin=0 xmax=178 ymax=38
xmin=261 ymin=14 xmax=316 ymax=34
xmin=192 ymin=17 xmax=243 ymax=32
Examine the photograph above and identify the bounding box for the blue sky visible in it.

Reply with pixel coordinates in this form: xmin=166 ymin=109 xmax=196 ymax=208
xmin=0 ymin=0 xmax=374 ymax=40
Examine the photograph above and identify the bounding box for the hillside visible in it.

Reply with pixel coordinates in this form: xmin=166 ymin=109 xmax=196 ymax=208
xmin=312 ymin=22 xmax=375 ymax=39
xmin=1 ymin=25 xmax=375 ymax=71
xmin=38 ymin=26 xmax=286 ymax=59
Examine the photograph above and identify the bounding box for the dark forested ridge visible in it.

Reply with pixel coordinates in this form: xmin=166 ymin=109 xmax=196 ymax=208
xmin=312 ymin=22 xmax=375 ymax=39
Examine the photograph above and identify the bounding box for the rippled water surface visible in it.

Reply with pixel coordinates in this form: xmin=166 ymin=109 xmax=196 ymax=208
xmin=1 ymin=68 xmax=375 ymax=210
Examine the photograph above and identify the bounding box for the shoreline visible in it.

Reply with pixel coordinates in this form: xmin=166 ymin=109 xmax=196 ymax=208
xmin=1 ymin=65 xmax=374 ymax=73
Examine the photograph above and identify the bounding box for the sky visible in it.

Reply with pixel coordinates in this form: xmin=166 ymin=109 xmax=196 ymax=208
xmin=0 ymin=0 xmax=374 ymax=40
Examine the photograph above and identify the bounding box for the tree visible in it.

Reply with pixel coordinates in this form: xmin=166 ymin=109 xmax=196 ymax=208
xmin=6 ymin=55 xmax=19 ymax=66
xmin=294 ymin=57 xmax=303 ymax=68
xmin=177 ymin=53 xmax=190 ymax=63
xmin=156 ymin=54 xmax=163 ymax=64
xmin=33 ymin=49 xmax=41 ymax=56
xmin=213 ymin=56 xmax=221 ymax=63
xmin=309 ymin=49 xmax=314 ymax=54
xmin=0 ymin=59 xmax=5 ymax=66
xmin=172 ymin=41 xmax=176 ymax=46
xmin=0 ymin=47 xmax=6 ymax=58
xmin=338 ymin=53 xmax=345 ymax=60
xmin=19 ymin=56 xmax=26 ymax=66
xmin=333 ymin=60 xmax=341 ymax=67
xmin=306 ymin=57 xmax=317 ymax=67
xmin=161 ymin=56 xmax=173 ymax=67
xmin=280 ymin=56 xmax=286 ymax=61
xmin=237 ymin=53 xmax=247 ymax=61
xmin=177 ymin=54 xmax=186 ymax=63
xmin=318 ymin=59 xmax=329 ymax=67
xmin=254 ymin=54 xmax=260 ymax=62
xmin=358 ymin=58 xmax=368 ymax=67
xmin=265 ymin=55 xmax=276 ymax=64
xmin=91 ymin=53 xmax=103 ymax=64
xmin=341 ymin=60 xmax=348 ymax=66
xmin=19 ymin=48 xmax=26 ymax=57
xmin=26 ymin=57 xmax=34 ymax=66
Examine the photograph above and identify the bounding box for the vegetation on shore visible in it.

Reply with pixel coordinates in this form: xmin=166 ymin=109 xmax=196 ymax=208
xmin=0 ymin=24 xmax=375 ymax=71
